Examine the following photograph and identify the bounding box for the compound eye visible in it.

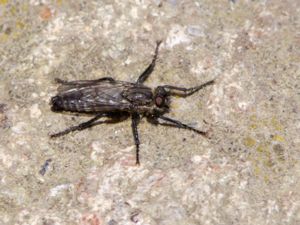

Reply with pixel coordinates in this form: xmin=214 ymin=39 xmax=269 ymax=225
xmin=155 ymin=96 xmax=164 ymax=107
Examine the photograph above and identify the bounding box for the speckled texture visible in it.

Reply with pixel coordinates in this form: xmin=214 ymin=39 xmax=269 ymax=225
xmin=0 ymin=0 xmax=299 ymax=224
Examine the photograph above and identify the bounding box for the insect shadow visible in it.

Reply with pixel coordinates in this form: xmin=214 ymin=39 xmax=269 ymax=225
xmin=50 ymin=41 xmax=215 ymax=165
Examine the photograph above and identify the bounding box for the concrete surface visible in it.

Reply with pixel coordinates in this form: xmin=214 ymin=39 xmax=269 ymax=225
xmin=0 ymin=0 xmax=299 ymax=224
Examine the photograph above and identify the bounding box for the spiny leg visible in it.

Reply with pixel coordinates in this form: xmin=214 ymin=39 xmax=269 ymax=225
xmin=50 ymin=113 xmax=108 ymax=138
xmin=153 ymin=115 xmax=207 ymax=137
xmin=136 ymin=40 xmax=162 ymax=84
xmin=131 ymin=113 xmax=141 ymax=165
xmin=161 ymin=79 xmax=215 ymax=97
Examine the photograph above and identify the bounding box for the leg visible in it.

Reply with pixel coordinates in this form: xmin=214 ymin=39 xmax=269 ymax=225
xmin=149 ymin=115 xmax=207 ymax=137
xmin=55 ymin=77 xmax=115 ymax=85
xmin=136 ymin=40 xmax=162 ymax=84
xmin=131 ymin=113 xmax=141 ymax=165
xmin=160 ymin=79 xmax=215 ymax=97
xmin=50 ymin=113 xmax=108 ymax=138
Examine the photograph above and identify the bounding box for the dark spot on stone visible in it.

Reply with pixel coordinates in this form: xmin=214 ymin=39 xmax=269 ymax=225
xmin=0 ymin=103 xmax=9 ymax=129
xmin=4 ymin=27 xmax=12 ymax=35
xmin=273 ymin=144 xmax=285 ymax=161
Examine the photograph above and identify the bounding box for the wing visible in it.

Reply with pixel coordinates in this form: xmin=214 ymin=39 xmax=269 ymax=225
xmin=56 ymin=77 xmax=115 ymax=92
xmin=51 ymin=80 xmax=134 ymax=113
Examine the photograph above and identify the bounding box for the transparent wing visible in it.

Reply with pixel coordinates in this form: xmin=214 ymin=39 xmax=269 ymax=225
xmin=55 ymin=81 xmax=134 ymax=112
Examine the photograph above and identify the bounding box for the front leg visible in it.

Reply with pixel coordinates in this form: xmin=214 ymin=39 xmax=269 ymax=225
xmin=148 ymin=115 xmax=207 ymax=137
xmin=131 ymin=113 xmax=141 ymax=165
xmin=160 ymin=79 xmax=215 ymax=97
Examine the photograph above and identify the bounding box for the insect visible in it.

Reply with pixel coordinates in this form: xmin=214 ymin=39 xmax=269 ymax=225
xmin=50 ymin=41 xmax=214 ymax=165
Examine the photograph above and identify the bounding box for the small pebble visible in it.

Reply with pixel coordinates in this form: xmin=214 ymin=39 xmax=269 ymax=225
xmin=168 ymin=0 xmax=178 ymax=6
xmin=29 ymin=104 xmax=42 ymax=119
xmin=49 ymin=184 xmax=71 ymax=197
xmin=187 ymin=25 xmax=205 ymax=37
xmin=191 ymin=155 xmax=202 ymax=164
xmin=11 ymin=122 xmax=27 ymax=134
xmin=166 ymin=25 xmax=191 ymax=48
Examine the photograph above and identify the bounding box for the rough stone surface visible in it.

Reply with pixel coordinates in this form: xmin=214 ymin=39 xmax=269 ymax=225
xmin=0 ymin=0 xmax=299 ymax=224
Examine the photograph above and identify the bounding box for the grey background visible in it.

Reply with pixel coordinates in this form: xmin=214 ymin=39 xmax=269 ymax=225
xmin=0 ymin=0 xmax=299 ymax=224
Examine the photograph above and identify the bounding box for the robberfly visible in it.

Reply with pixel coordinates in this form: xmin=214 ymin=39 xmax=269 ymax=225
xmin=50 ymin=41 xmax=214 ymax=164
